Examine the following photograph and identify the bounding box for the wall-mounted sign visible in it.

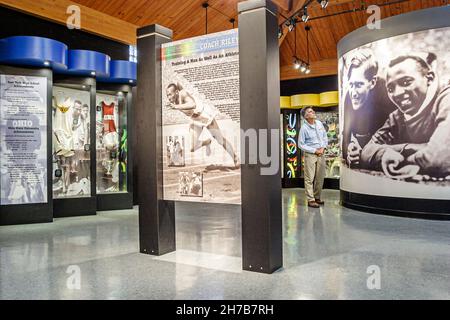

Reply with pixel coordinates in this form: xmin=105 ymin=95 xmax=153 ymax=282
xmin=0 ymin=74 xmax=47 ymax=205
xmin=161 ymin=29 xmax=241 ymax=204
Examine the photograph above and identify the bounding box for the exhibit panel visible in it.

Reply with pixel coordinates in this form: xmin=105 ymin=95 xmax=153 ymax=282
xmin=1 ymin=74 xmax=48 ymax=205
xmin=0 ymin=67 xmax=53 ymax=226
xmin=161 ymin=29 xmax=241 ymax=205
xmin=338 ymin=6 xmax=450 ymax=219
xmin=0 ymin=70 xmax=51 ymax=223
xmin=0 ymin=36 xmax=65 ymax=225
xmin=280 ymin=97 xmax=302 ymax=188
xmin=282 ymin=109 xmax=301 ymax=179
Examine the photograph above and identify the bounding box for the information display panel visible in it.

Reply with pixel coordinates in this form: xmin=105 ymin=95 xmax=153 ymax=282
xmin=0 ymin=74 xmax=48 ymax=205
xmin=161 ymin=29 xmax=241 ymax=204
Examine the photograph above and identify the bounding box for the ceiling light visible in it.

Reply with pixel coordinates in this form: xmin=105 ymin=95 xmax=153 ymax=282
xmin=90 ymin=71 xmax=96 ymax=76
xmin=305 ymin=65 xmax=311 ymax=74
xmin=278 ymin=27 xmax=283 ymax=39
xmin=300 ymin=63 xmax=306 ymax=73
xmin=318 ymin=0 xmax=328 ymax=9
xmin=293 ymin=57 xmax=300 ymax=69
xmin=43 ymin=61 xmax=50 ymax=66
xmin=287 ymin=18 xmax=296 ymax=32
xmin=302 ymin=7 xmax=309 ymax=23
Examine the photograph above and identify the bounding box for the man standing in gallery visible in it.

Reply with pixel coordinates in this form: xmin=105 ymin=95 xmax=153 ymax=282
xmin=299 ymin=107 xmax=328 ymax=208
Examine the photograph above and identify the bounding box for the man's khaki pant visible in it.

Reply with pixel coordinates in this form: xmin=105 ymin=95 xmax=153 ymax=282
xmin=304 ymin=152 xmax=326 ymax=202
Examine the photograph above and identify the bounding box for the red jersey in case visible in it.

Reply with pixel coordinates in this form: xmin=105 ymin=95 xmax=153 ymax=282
xmin=102 ymin=102 xmax=117 ymax=134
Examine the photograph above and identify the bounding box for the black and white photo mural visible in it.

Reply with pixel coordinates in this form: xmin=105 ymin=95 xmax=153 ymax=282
xmin=339 ymin=26 xmax=450 ymax=200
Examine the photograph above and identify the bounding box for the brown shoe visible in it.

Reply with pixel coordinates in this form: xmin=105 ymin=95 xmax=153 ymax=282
xmin=315 ymin=199 xmax=325 ymax=205
xmin=308 ymin=201 xmax=320 ymax=208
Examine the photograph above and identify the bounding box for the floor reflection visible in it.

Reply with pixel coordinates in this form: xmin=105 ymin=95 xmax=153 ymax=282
xmin=1 ymin=190 xmax=450 ymax=299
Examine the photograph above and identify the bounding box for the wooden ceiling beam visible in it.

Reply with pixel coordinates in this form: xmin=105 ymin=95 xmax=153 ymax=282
xmin=278 ymin=0 xmax=308 ymax=46
xmin=272 ymin=0 xmax=292 ymax=12
xmin=0 ymin=0 xmax=138 ymax=45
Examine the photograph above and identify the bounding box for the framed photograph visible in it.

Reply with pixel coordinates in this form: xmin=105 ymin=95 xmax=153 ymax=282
xmin=166 ymin=136 xmax=185 ymax=167
xmin=178 ymin=171 xmax=203 ymax=197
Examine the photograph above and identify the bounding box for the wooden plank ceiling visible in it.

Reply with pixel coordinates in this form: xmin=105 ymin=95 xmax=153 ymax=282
xmin=4 ymin=0 xmax=447 ymax=80
xmin=71 ymin=0 xmax=447 ymax=80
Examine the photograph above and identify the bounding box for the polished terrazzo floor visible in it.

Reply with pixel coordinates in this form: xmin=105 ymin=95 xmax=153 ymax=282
xmin=1 ymin=189 xmax=449 ymax=300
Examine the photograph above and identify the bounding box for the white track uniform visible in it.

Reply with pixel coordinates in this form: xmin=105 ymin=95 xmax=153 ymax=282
xmin=53 ymin=98 xmax=75 ymax=157
xmin=188 ymin=103 xmax=218 ymax=127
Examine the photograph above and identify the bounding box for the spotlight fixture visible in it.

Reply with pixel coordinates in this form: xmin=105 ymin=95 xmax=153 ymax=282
xmin=317 ymin=0 xmax=329 ymax=9
xmin=305 ymin=65 xmax=311 ymax=74
xmin=301 ymin=7 xmax=309 ymax=23
xmin=292 ymin=23 xmax=300 ymax=70
xmin=304 ymin=26 xmax=312 ymax=75
xmin=230 ymin=18 xmax=236 ymax=28
xmin=293 ymin=57 xmax=301 ymax=69
xmin=90 ymin=71 xmax=96 ymax=76
xmin=287 ymin=17 xmax=296 ymax=32
xmin=300 ymin=63 xmax=307 ymax=73
xmin=278 ymin=27 xmax=283 ymax=39
xmin=202 ymin=2 xmax=209 ymax=35
xmin=43 ymin=61 xmax=50 ymax=66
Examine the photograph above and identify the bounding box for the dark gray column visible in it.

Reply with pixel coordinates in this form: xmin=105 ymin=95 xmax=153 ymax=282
xmin=136 ymin=24 xmax=176 ymax=256
xmin=238 ymin=0 xmax=283 ymax=274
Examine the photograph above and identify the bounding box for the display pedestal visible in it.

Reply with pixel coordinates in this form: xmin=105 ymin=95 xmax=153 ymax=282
xmin=342 ymin=191 xmax=450 ymax=220
xmin=136 ymin=24 xmax=176 ymax=255
xmin=282 ymin=178 xmax=339 ymax=190
xmin=53 ymin=197 xmax=96 ymax=217
xmin=238 ymin=0 xmax=283 ymax=274
xmin=0 ymin=66 xmax=53 ymax=225
xmin=96 ymin=83 xmax=133 ymax=211
xmin=52 ymin=76 xmax=97 ymax=218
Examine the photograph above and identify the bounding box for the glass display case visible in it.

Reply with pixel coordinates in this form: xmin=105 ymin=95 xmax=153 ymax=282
xmin=52 ymin=84 xmax=92 ymax=198
xmin=95 ymin=83 xmax=133 ymax=210
xmin=52 ymin=77 xmax=97 ymax=217
xmin=96 ymin=91 xmax=128 ymax=194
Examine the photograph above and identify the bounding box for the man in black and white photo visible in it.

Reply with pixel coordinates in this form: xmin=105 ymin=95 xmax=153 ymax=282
xmin=166 ymin=83 xmax=239 ymax=168
xmin=361 ymin=52 xmax=450 ymax=178
xmin=342 ymin=48 xmax=395 ymax=168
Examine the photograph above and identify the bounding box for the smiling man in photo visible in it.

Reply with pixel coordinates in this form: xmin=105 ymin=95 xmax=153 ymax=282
xmin=361 ymin=52 xmax=450 ymax=178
